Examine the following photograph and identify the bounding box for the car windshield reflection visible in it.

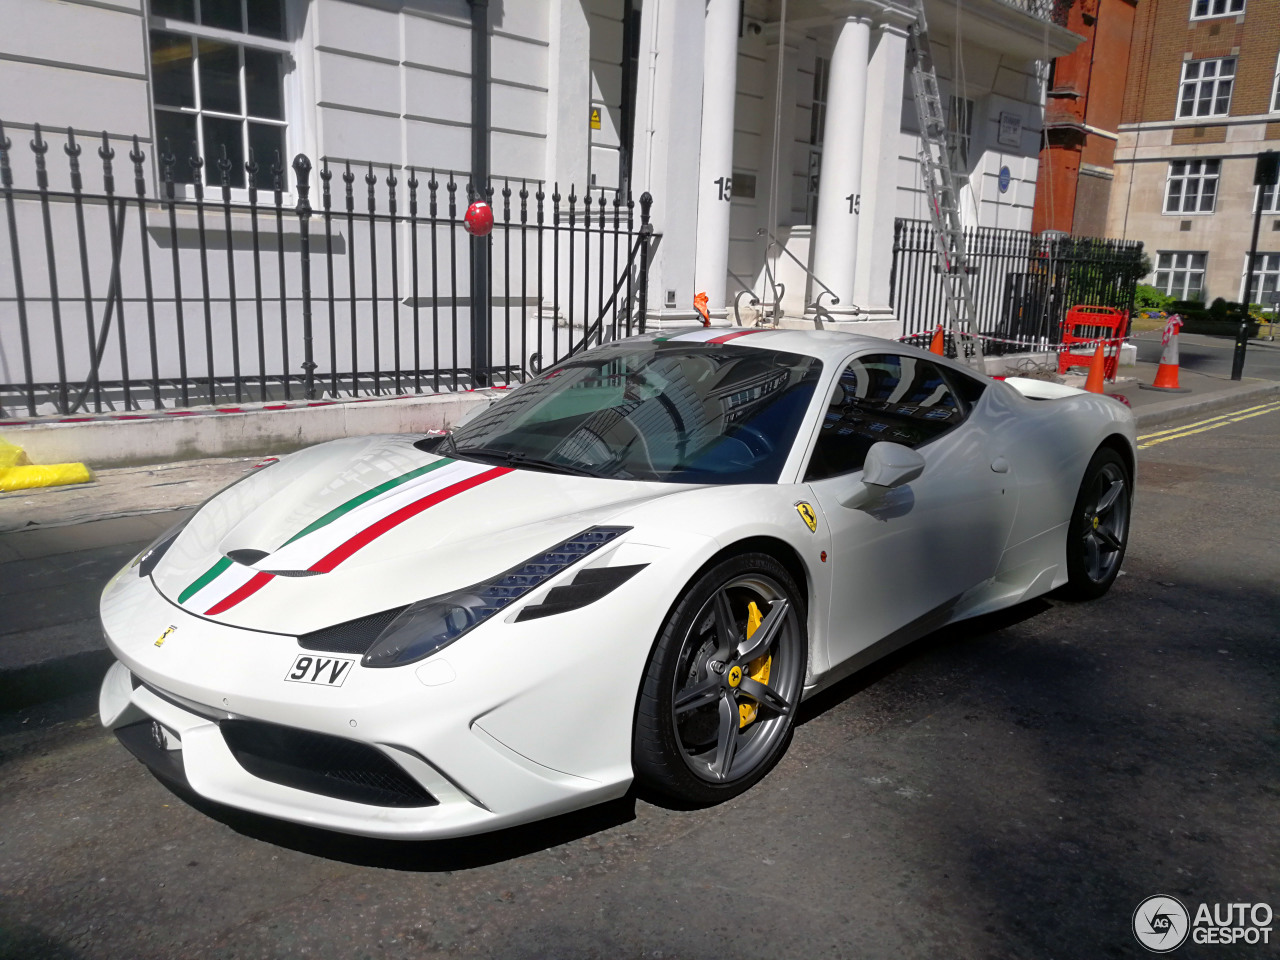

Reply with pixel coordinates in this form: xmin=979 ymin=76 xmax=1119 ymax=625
xmin=448 ymin=340 xmax=823 ymax=483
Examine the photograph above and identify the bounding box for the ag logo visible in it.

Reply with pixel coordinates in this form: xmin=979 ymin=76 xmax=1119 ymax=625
xmin=155 ymin=625 xmax=177 ymax=648
xmin=794 ymin=501 xmax=817 ymax=533
xmin=1133 ymin=895 xmax=1190 ymax=953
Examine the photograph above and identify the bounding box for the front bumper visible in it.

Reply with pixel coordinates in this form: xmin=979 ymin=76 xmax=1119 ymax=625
xmin=97 ymin=555 xmax=671 ymax=839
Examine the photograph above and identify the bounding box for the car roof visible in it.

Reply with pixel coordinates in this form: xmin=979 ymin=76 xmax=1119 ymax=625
xmin=630 ymin=325 xmax=983 ymax=374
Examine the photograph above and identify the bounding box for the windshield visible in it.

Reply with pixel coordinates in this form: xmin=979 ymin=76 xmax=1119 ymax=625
xmin=447 ymin=340 xmax=823 ymax=483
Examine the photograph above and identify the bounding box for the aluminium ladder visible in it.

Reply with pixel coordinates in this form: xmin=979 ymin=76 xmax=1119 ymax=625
xmin=906 ymin=0 xmax=983 ymax=364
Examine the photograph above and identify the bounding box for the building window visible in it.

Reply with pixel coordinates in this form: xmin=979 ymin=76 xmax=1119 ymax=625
xmin=1246 ymin=253 xmax=1280 ymax=311
xmin=149 ymin=0 xmax=289 ymax=190
xmin=1164 ymin=159 xmax=1220 ymax=214
xmin=805 ymin=56 xmax=830 ymax=224
xmin=1153 ymin=252 xmax=1207 ymax=300
xmin=1258 ymin=183 xmax=1280 ymax=215
xmin=1177 ymin=58 xmax=1235 ymax=118
xmin=1190 ymin=0 xmax=1244 ymax=19
xmin=1272 ymin=52 xmax=1280 ymax=112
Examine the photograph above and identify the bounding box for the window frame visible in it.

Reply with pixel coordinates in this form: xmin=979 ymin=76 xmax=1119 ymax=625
xmin=1189 ymin=0 xmax=1245 ymax=20
xmin=1272 ymin=51 xmax=1280 ymax=113
xmin=147 ymin=0 xmax=294 ymax=200
xmin=1177 ymin=57 xmax=1236 ymax=119
xmin=1151 ymin=251 xmax=1209 ymax=301
xmin=800 ymin=351 xmax=974 ymax=483
xmin=1242 ymin=252 xmax=1280 ymax=312
xmin=1163 ymin=158 xmax=1221 ymax=215
xmin=1257 ymin=182 xmax=1280 ymax=216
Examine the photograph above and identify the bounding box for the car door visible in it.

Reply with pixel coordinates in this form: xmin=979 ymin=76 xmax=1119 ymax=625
xmin=802 ymin=352 xmax=1016 ymax=669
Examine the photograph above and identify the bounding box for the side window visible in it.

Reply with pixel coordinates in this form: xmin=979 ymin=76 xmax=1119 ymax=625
xmin=804 ymin=354 xmax=963 ymax=482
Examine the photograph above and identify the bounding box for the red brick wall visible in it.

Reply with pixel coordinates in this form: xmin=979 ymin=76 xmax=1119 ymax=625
xmin=1123 ymin=0 xmax=1280 ymax=122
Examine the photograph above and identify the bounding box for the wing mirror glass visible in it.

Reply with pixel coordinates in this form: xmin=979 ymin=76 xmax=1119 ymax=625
xmin=838 ymin=442 xmax=926 ymax=509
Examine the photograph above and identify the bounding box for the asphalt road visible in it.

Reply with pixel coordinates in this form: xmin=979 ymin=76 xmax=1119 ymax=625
xmin=1132 ymin=329 xmax=1280 ymax=382
xmin=2 ymin=407 xmax=1278 ymax=960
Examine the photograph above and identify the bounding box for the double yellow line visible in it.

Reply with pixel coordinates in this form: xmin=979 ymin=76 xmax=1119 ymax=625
xmin=1137 ymin=398 xmax=1280 ymax=450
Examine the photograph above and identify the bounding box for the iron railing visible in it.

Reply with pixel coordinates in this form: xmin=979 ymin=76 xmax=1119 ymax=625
xmin=890 ymin=219 xmax=1145 ymax=356
xmin=0 ymin=121 xmax=655 ymax=418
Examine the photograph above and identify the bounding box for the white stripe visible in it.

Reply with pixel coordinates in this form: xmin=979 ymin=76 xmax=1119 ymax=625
xmin=182 ymin=561 xmax=264 ymax=612
xmin=263 ymin=459 xmax=492 ymax=571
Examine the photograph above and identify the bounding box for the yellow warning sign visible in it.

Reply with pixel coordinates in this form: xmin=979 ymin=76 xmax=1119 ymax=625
xmin=589 ymin=107 xmax=601 ymax=130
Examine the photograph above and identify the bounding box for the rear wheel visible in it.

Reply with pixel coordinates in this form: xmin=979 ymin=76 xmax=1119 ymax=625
xmin=1060 ymin=447 xmax=1131 ymax=600
xmin=633 ymin=553 xmax=806 ymax=804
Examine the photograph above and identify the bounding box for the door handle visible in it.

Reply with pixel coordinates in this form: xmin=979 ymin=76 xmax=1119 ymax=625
xmin=990 ymin=457 xmax=1010 ymax=474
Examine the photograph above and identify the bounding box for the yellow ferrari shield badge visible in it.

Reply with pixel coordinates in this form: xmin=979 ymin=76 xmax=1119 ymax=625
xmin=155 ymin=625 xmax=177 ymax=648
xmin=795 ymin=501 xmax=817 ymax=533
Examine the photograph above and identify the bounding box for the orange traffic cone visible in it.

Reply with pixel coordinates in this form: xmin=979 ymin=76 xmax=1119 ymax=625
xmin=1139 ymin=315 xmax=1191 ymax=393
xmin=929 ymin=325 xmax=945 ymax=355
xmin=1083 ymin=341 xmax=1107 ymax=393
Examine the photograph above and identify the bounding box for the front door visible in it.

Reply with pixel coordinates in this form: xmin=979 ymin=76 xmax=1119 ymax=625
xmin=802 ymin=353 xmax=1015 ymax=669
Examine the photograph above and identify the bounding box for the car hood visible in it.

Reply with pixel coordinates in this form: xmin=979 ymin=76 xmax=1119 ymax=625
xmin=150 ymin=435 xmax=681 ymax=634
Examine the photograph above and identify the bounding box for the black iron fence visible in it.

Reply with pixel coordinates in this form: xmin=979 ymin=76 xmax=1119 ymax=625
xmin=890 ymin=219 xmax=1145 ymax=356
xmin=0 ymin=122 xmax=655 ymax=418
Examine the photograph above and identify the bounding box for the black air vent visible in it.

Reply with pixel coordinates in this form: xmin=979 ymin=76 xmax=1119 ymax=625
xmin=298 ymin=606 xmax=407 ymax=655
xmin=516 ymin=564 xmax=646 ymax=622
xmin=220 ymin=719 xmax=436 ymax=808
xmin=226 ymin=548 xmax=269 ymax=565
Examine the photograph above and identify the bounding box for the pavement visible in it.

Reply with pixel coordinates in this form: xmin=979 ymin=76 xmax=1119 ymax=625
xmin=1 ymin=340 xmax=1277 ymax=713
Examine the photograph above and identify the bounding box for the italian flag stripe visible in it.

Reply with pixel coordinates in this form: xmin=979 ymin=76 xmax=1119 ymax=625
xmin=205 ymin=571 xmax=275 ymax=616
xmin=179 ymin=556 xmax=232 ymax=605
xmin=282 ymin=457 xmax=455 ymax=546
xmin=706 ymin=329 xmax=764 ymax=344
xmin=307 ymin=466 xmax=512 ymax=574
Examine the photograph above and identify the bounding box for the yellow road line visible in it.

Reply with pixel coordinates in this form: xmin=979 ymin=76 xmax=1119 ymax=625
xmin=1137 ymin=401 xmax=1280 ymax=449
xmin=1137 ymin=400 xmax=1280 ymax=441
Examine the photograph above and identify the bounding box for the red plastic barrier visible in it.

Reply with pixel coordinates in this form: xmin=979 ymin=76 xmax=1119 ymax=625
xmin=1057 ymin=305 xmax=1126 ymax=381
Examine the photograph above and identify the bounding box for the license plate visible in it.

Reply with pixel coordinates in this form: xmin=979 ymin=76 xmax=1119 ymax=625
xmin=285 ymin=654 xmax=355 ymax=687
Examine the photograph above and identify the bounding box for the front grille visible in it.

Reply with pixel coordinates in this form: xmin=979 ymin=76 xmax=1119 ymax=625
xmin=220 ymin=719 xmax=436 ymax=808
xmin=297 ymin=606 xmax=406 ymax=655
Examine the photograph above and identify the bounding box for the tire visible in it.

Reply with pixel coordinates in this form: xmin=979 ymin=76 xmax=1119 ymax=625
xmin=1059 ymin=446 xmax=1132 ymax=600
xmin=633 ymin=552 xmax=807 ymax=804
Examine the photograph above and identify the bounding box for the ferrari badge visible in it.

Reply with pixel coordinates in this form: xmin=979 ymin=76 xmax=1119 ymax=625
xmin=795 ymin=501 xmax=817 ymax=533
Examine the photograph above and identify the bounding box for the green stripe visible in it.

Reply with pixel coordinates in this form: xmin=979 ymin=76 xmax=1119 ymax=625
xmin=179 ymin=557 xmax=232 ymax=604
xmin=281 ymin=457 xmax=455 ymax=546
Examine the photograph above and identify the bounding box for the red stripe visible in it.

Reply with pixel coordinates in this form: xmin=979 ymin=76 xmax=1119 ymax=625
xmin=707 ymin=329 xmax=764 ymax=344
xmin=307 ymin=467 xmax=512 ymax=574
xmin=204 ymin=571 xmax=275 ymax=616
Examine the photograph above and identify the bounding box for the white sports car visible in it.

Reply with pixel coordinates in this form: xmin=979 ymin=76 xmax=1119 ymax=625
xmin=99 ymin=327 xmax=1135 ymax=839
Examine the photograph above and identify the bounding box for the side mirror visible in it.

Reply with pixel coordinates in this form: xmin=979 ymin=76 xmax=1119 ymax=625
xmin=838 ymin=442 xmax=926 ymax=509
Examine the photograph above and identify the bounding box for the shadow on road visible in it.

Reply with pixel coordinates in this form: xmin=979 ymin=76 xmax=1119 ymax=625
xmin=156 ymin=778 xmax=638 ymax=872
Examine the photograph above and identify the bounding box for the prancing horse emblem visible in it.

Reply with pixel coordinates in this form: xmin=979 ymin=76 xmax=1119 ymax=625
xmin=155 ymin=625 xmax=177 ymax=648
xmin=795 ymin=501 xmax=818 ymax=533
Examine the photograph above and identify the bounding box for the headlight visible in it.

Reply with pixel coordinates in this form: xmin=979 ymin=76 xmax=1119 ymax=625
xmin=361 ymin=526 xmax=630 ymax=668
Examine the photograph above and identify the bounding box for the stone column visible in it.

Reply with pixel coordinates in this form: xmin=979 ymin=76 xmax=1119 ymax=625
xmin=630 ymin=0 xmax=706 ymax=322
xmin=692 ymin=0 xmax=741 ymax=319
xmin=852 ymin=19 xmax=911 ymax=325
xmin=810 ymin=13 xmax=872 ymax=318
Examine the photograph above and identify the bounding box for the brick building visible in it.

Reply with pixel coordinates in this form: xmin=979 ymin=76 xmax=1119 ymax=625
xmin=1032 ymin=0 xmax=1139 ymax=237
xmin=1106 ymin=0 xmax=1280 ymax=309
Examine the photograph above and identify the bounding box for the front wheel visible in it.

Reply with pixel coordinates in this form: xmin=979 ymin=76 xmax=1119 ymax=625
xmin=1060 ymin=447 xmax=1131 ymax=600
xmin=633 ymin=553 xmax=806 ymax=804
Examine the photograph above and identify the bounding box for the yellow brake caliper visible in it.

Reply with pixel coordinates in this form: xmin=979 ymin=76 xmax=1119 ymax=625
xmin=739 ymin=601 xmax=772 ymax=728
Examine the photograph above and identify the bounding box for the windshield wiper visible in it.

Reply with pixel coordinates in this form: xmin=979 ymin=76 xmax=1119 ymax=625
xmin=451 ymin=445 xmax=604 ymax=478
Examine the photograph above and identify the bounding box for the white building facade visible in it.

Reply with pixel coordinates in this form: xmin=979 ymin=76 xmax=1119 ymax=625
xmin=0 ymin=0 xmax=1080 ymax=398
